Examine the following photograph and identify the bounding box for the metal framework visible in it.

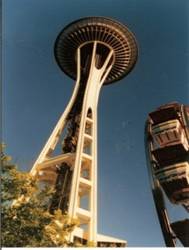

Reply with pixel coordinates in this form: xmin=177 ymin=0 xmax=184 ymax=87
xmin=145 ymin=102 xmax=189 ymax=247
xmin=30 ymin=17 xmax=138 ymax=246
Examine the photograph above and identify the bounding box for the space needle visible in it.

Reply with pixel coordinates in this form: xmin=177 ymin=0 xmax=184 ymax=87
xmin=30 ymin=17 xmax=138 ymax=246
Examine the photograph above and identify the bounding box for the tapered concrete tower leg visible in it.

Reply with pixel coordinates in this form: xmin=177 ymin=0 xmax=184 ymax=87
xmin=68 ymin=42 xmax=114 ymax=242
xmin=30 ymin=49 xmax=82 ymax=176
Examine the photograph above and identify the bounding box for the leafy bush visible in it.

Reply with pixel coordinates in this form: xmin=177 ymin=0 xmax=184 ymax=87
xmin=1 ymin=144 xmax=77 ymax=247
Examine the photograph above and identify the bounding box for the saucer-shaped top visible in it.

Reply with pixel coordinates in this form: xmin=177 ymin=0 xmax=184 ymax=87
xmin=54 ymin=16 xmax=138 ymax=84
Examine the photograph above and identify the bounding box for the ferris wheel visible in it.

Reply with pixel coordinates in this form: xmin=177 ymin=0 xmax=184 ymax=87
xmin=145 ymin=102 xmax=189 ymax=247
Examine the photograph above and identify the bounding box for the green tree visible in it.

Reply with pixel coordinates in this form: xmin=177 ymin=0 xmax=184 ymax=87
xmin=1 ymin=144 xmax=77 ymax=247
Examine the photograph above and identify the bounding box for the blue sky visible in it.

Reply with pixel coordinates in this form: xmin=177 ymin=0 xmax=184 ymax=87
xmin=2 ymin=0 xmax=189 ymax=247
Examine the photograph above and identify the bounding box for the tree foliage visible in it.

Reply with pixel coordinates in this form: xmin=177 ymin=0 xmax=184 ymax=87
xmin=1 ymin=144 xmax=77 ymax=247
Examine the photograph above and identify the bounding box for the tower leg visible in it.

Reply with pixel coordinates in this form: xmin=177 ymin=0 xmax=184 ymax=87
xmin=68 ymin=42 xmax=114 ymax=242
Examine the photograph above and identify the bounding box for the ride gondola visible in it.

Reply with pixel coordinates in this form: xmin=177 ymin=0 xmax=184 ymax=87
xmin=145 ymin=102 xmax=189 ymax=247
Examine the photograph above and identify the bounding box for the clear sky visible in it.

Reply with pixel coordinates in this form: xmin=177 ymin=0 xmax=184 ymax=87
xmin=2 ymin=0 xmax=189 ymax=247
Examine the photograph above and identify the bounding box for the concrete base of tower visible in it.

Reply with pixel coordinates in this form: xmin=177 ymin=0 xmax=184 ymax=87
xmin=73 ymin=227 xmax=127 ymax=247
xmin=97 ymin=234 xmax=127 ymax=247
